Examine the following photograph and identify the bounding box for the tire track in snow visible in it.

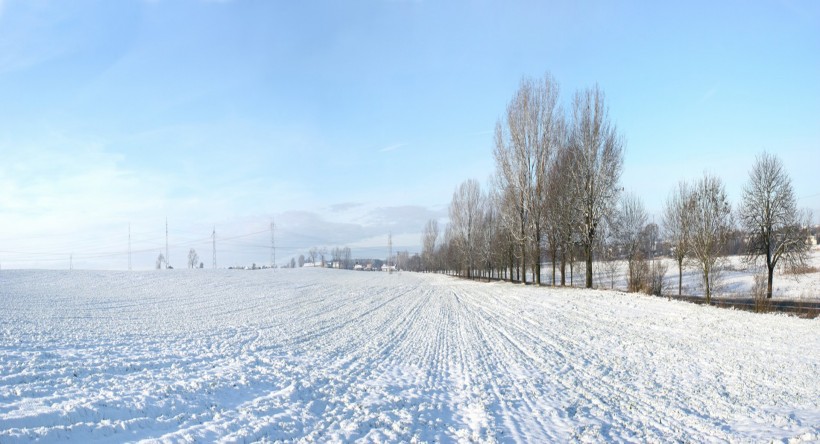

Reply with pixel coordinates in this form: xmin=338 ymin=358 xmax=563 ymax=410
xmin=1 ymin=269 xmax=818 ymax=442
xmin=456 ymin=283 xmax=729 ymax=440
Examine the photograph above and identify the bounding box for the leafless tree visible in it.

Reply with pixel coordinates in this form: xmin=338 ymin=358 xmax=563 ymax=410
xmin=543 ymin=126 xmax=576 ymax=286
xmin=448 ymin=179 xmax=484 ymax=278
xmin=616 ymin=192 xmax=647 ymax=292
xmin=422 ymin=219 xmax=439 ymax=272
xmin=494 ymin=183 xmax=522 ymax=281
xmin=597 ymin=221 xmax=620 ymax=290
xmin=156 ymin=253 xmax=165 ymax=270
xmin=478 ymin=194 xmax=499 ymax=280
xmin=568 ymin=85 xmax=624 ymax=288
xmin=187 ymin=249 xmax=199 ymax=269
xmin=494 ymin=73 xmax=562 ymax=285
xmin=739 ymin=152 xmax=809 ymax=298
xmin=298 ymin=254 xmax=305 ymax=267
xmin=641 ymin=222 xmax=659 ymax=260
xmin=440 ymin=227 xmax=457 ymax=276
xmin=641 ymin=222 xmax=667 ymax=296
xmin=663 ymin=181 xmax=693 ymax=296
xmin=689 ymin=173 xmax=733 ymax=304
xmin=331 ymin=247 xmax=342 ymax=267
xmin=342 ymin=247 xmax=353 ymax=270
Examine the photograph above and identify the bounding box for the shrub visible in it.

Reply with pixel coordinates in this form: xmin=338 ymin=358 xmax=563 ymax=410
xmin=752 ymin=274 xmax=771 ymax=313
xmin=646 ymin=260 xmax=668 ymax=296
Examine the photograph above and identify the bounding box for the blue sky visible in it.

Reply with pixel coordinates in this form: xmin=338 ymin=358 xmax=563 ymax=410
xmin=0 ymin=0 xmax=818 ymax=269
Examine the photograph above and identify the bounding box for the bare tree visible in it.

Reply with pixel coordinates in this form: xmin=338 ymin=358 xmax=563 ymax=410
xmin=641 ymin=222 xmax=659 ymax=260
xmin=421 ymin=219 xmax=439 ymax=272
xmin=494 ymin=73 xmax=562 ymax=285
xmin=739 ymin=152 xmax=809 ymax=298
xmin=331 ymin=247 xmax=342 ymax=268
xmin=597 ymin=220 xmax=620 ymax=290
xmin=568 ymin=85 xmax=624 ymax=288
xmin=494 ymin=183 xmax=523 ymax=281
xmin=689 ymin=173 xmax=733 ymax=304
xmin=298 ymin=254 xmax=305 ymax=268
xmin=642 ymin=222 xmax=667 ymax=296
xmin=544 ymin=144 xmax=580 ymax=287
xmin=615 ymin=192 xmax=647 ymax=292
xmin=187 ymin=249 xmax=199 ymax=269
xmin=663 ymin=181 xmax=693 ymax=296
xmin=448 ymin=179 xmax=484 ymax=278
xmin=478 ymin=195 xmax=499 ymax=280
xmin=156 ymin=253 xmax=165 ymax=270
xmin=342 ymin=247 xmax=353 ymax=270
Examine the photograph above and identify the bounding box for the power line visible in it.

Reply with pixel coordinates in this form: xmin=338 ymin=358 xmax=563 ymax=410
xmin=388 ymin=231 xmax=393 ymax=275
xmin=0 ymin=222 xmax=348 ymax=269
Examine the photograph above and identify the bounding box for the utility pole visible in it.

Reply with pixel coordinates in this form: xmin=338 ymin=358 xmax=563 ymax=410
xmin=212 ymin=226 xmax=216 ymax=269
xmin=128 ymin=223 xmax=132 ymax=271
xmin=270 ymin=220 xmax=276 ymax=269
xmin=165 ymin=217 xmax=169 ymax=269
xmin=388 ymin=232 xmax=393 ymax=275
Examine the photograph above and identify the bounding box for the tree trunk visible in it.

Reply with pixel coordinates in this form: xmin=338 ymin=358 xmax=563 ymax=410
xmin=678 ymin=259 xmax=683 ymax=296
xmin=534 ymin=228 xmax=541 ymax=286
xmin=560 ymin=254 xmax=566 ymax=286
xmin=767 ymin=265 xmax=774 ymax=299
xmin=585 ymin=248 xmax=593 ymax=289
xmin=704 ymin=267 xmax=711 ymax=305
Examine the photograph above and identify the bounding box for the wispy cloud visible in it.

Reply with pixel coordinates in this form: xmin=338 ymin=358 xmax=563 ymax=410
xmin=698 ymin=86 xmax=718 ymax=104
xmin=329 ymin=202 xmax=363 ymax=213
xmin=379 ymin=143 xmax=406 ymax=153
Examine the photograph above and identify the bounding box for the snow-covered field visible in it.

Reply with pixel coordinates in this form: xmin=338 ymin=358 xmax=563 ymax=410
xmin=1 ymin=268 xmax=818 ymax=442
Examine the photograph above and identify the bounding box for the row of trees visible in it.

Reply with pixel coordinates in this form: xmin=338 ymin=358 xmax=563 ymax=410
xmin=422 ymin=72 xmax=812 ymax=302
xmin=423 ymin=73 xmax=624 ymax=288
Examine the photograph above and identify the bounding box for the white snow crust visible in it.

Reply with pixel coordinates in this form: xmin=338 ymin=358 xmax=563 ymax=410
xmin=1 ymin=268 xmax=818 ymax=442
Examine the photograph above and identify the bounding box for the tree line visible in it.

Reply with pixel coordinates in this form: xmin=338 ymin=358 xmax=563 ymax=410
xmin=421 ymin=72 xmax=813 ymax=302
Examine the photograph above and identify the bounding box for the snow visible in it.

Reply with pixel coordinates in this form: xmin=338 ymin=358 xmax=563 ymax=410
xmin=1 ymin=268 xmax=818 ymax=442
xmin=587 ymin=247 xmax=820 ymax=300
